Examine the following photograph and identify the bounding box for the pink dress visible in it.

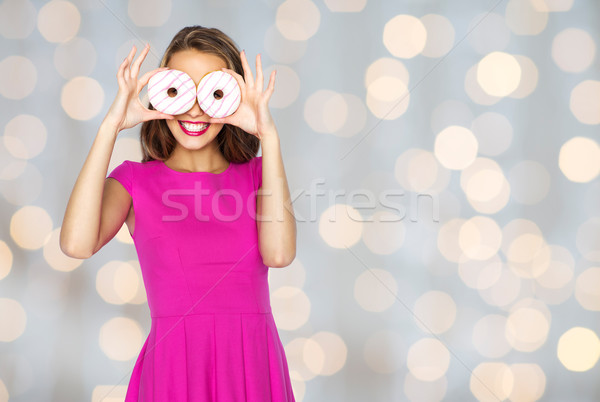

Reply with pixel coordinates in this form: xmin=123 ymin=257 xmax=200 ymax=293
xmin=107 ymin=156 xmax=296 ymax=402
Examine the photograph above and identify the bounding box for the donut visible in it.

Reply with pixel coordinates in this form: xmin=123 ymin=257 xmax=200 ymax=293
xmin=148 ymin=69 xmax=197 ymax=115
xmin=196 ymin=70 xmax=241 ymax=118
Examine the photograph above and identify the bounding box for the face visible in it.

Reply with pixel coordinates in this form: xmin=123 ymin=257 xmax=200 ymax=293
xmin=164 ymin=49 xmax=228 ymax=151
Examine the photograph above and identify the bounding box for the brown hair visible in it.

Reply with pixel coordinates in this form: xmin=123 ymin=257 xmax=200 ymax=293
xmin=140 ymin=25 xmax=260 ymax=163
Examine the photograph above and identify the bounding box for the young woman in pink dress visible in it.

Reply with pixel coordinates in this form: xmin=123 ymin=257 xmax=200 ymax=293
xmin=60 ymin=25 xmax=297 ymax=401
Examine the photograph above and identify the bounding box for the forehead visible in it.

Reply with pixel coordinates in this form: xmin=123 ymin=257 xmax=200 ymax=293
xmin=167 ymin=49 xmax=228 ymax=82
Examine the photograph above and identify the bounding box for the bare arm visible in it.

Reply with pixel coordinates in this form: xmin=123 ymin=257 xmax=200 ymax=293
xmin=256 ymin=130 xmax=297 ymax=268
xmin=59 ymin=120 xmax=130 ymax=259
xmin=59 ymin=43 xmax=173 ymax=259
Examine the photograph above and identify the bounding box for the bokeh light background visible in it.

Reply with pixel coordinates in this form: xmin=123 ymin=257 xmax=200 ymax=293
xmin=1 ymin=0 xmax=599 ymax=400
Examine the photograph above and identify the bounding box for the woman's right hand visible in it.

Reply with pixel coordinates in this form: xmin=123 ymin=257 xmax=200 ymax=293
xmin=105 ymin=43 xmax=174 ymax=132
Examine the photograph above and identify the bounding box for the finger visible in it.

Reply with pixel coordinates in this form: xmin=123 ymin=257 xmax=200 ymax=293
xmin=137 ymin=67 xmax=169 ymax=93
xmin=264 ymin=69 xmax=276 ymax=99
xmin=221 ymin=67 xmax=246 ymax=95
xmin=240 ymin=50 xmax=254 ymax=87
xmin=131 ymin=43 xmax=150 ymax=78
xmin=144 ymin=110 xmax=174 ymax=122
xmin=117 ymin=55 xmax=129 ymax=87
xmin=207 ymin=116 xmax=228 ymax=125
xmin=125 ymin=45 xmax=136 ymax=69
xmin=255 ymin=53 xmax=264 ymax=91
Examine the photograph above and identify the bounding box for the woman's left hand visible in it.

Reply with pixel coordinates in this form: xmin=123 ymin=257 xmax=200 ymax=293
xmin=207 ymin=50 xmax=277 ymax=140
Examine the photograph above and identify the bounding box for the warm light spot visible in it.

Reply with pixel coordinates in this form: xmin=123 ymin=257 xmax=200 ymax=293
xmin=458 ymin=254 xmax=503 ymax=290
xmin=285 ymin=337 xmax=321 ymax=381
xmin=552 ymin=28 xmax=596 ymax=73
xmin=534 ymin=245 xmax=574 ymax=290
xmin=575 ymin=267 xmax=600 ymax=311
xmin=478 ymin=267 xmax=521 ymax=307
xmin=319 ymin=204 xmax=363 ymax=248
xmin=557 ymin=327 xmax=600 ymax=372
xmin=0 ymin=241 xmax=13 ymax=281
xmin=300 ymin=337 xmax=325 ymax=377
xmin=276 ymin=0 xmax=321 ymax=41
xmin=569 ymin=80 xmax=600 ymax=125
xmin=3 ymin=115 xmax=47 ymax=159
xmin=271 ymin=286 xmax=310 ymax=330
xmin=268 ymin=258 xmax=307 ymax=290
xmin=98 ymin=317 xmax=145 ymax=361
xmin=476 ymin=51 xmax=522 ymax=97
xmin=43 ymin=228 xmax=84 ymax=272
xmin=403 ymin=371 xmax=448 ymax=401
xmin=506 ymin=232 xmax=546 ymax=265
xmin=307 ymin=332 xmax=347 ymax=375
xmin=61 ymin=76 xmax=105 ymax=120
xmin=10 ymin=206 xmax=53 ymax=250
xmin=365 ymin=58 xmax=409 ymax=88
xmin=505 ymin=0 xmax=548 ymax=35
xmin=304 ymin=89 xmax=348 ymax=133
xmin=558 ymin=136 xmax=600 ymax=183
xmin=0 ymin=298 xmax=26 ymax=342
xmin=463 ymin=169 xmax=504 ymax=203
xmin=354 ymin=268 xmax=397 ymax=312
xmin=464 ymin=63 xmax=502 ymax=106
xmin=395 ymin=148 xmax=450 ymax=194
xmin=505 ymin=307 xmax=549 ymax=352
xmin=508 ymin=363 xmax=546 ymax=401
xmin=508 ymin=55 xmax=539 ymax=99
xmin=420 ymin=14 xmax=455 ymax=58
xmin=91 ymin=385 xmax=128 ymax=402
xmin=462 ymin=159 xmax=510 ymax=212
xmin=366 ymin=76 xmax=410 ymax=120
xmin=437 ymin=218 xmax=467 ymax=263
xmin=0 ymin=161 xmax=43 ymax=206
xmin=362 ymin=211 xmax=405 ymax=255
xmin=364 ymin=330 xmax=405 ymax=374
xmin=323 ymin=0 xmax=366 ymax=12
xmin=334 ymin=94 xmax=367 ymax=137
xmin=128 ymin=0 xmax=171 ymax=27
xmin=469 ymin=362 xmax=514 ymax=400
xmin=37 ymin=0 xmax=80 ymax=43
xmin=412 ymin=291 xmax=456 ymax=334
xmin=472 ymin=314 xmax=511 ymax=358
xmin=407 ymin=150 xmax=439 ymax=192
xmin=459 ymin=216 xmax=502 ymax=261
xmin=406 ymin=338 xmax=450 ymax=381
xmin=0 ymin=56 xmax=36 ymax=100
xmin=434 ymin=126 xmax=478 ymax=170
xmin=267 ymin=65 xmax=300 ymax=109
xmin=383 ymin=14 xmax=427 ymax=58
xmin=532 ymin=0 xmax=573 ymax=11
xmin=96 ymin=261 xmax=139 ymax=305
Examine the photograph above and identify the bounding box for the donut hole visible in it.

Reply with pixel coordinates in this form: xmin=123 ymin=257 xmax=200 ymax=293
xmin=213 ymin=89 xmax=224 ymax=100
xmin=167 ymin=87 xmax=178 ymax=98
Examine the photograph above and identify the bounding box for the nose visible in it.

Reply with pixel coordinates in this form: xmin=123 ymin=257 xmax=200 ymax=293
xmin=186 ymin=97 xmax=206 ymax=117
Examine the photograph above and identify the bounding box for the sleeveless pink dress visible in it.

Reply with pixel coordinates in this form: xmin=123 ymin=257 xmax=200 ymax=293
xmin=107 ymin=156 xmax=295 ymax=402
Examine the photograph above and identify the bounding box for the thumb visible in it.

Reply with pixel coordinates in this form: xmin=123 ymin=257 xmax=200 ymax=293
xmin=144 ymin=110 xmax=174 ymax=122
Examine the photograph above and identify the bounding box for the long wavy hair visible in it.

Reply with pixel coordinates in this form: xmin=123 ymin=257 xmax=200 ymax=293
xmin=139 ymin=25 xmax=260 ymax=163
